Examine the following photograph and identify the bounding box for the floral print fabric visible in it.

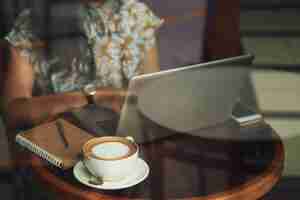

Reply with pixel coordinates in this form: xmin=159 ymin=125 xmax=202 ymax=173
xmin=5 ymin=0 xmax=163 ymax=95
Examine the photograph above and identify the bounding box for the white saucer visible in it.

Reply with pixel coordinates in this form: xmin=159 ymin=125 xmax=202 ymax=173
xmin=73 ymin=158 xmax=149 ymax=190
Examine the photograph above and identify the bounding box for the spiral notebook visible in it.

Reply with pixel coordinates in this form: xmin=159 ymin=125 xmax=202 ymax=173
xmin=15 ymin=119 xmax=94 ymax=169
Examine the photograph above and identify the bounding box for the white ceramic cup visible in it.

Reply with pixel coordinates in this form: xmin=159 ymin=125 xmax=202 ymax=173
xmin=82 ymin=136 xmax=138 ymax=182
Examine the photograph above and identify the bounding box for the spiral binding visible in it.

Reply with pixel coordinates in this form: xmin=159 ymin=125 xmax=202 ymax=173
xmin=16 ymin=134 xmax=63 ymax=168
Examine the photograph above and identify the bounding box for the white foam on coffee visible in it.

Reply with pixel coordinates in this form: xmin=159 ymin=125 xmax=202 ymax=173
xmin=92 ymin=142 xmax=130 ymax=159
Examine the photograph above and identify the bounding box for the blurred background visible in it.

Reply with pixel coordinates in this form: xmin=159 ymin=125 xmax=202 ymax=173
xmin=0 ymin=0 xmax=300 ymax=199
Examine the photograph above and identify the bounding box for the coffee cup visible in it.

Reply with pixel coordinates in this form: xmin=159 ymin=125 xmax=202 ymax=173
xmin=82 ymin=136 xmax=138 ymax=182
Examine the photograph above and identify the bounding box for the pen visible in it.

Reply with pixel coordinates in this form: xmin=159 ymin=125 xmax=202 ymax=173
xmin=55 ymin=120 xmax=69 ymax=148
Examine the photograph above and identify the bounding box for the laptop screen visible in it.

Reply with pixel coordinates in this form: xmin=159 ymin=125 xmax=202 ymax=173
xmin=117 ymin=54 xmax=254 ymax=143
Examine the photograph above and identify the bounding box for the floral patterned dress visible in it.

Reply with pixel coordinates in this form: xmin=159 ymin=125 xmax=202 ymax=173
xmin=5 ymin=0 xmax=163 ymax=95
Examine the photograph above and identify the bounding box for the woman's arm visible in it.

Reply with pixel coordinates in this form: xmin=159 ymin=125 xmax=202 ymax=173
xmin=141 ymin=43 xmax=160 ymax=74
xmin=2 ymin=46 xmax=124 ymax=130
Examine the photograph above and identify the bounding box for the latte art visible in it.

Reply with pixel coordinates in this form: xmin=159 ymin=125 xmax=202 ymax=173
xmin=92 ymin=142 xmax=130 ymax=160
xmin=83 ymin=136 xmax=137 ymax=161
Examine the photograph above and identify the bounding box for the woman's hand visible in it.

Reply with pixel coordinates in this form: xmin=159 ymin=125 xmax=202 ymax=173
xmin=94 ymin=88 xmax=127 ymax=113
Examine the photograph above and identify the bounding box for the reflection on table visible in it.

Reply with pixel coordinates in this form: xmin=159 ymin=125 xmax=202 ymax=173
xmin=28 ymin=113 xmax=284 ymax=200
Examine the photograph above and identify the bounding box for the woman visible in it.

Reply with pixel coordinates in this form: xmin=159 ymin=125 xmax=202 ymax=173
xmin=2 ymin=0 xmax=163 ymax=130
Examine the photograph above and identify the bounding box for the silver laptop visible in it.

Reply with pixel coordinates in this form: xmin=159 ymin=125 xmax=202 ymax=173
xmin=116 ymin=54 xmax=254 ymax=143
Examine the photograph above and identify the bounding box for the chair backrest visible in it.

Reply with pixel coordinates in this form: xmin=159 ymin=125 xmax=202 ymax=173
xmin=143 ymin=0 xmax=241 ymax=70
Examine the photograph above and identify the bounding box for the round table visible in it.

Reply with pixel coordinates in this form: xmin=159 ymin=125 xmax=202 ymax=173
xmin=28 ymin=120 xmax=284 ymax=200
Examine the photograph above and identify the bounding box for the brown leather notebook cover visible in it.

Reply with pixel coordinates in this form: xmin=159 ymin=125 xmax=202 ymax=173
xmin=15 ymin=119 xmax=94 ymax=169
